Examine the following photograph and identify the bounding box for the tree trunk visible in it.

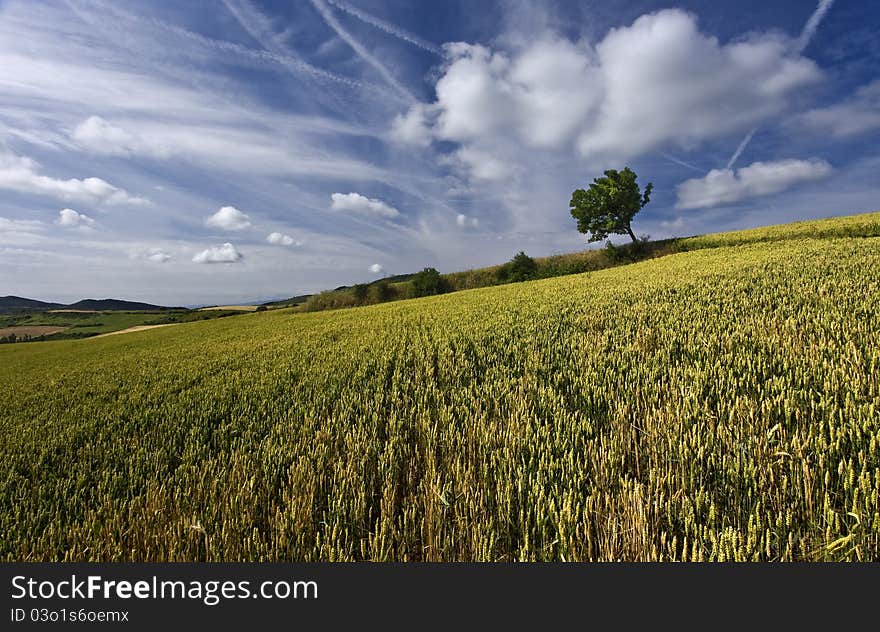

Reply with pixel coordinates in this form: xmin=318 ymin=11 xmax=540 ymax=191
xmin=626 ymin=224 xmax=638 ymax=243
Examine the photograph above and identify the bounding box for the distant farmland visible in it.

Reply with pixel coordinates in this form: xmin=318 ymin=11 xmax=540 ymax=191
xmin=1 ymin=213 xmax=878 ymax=561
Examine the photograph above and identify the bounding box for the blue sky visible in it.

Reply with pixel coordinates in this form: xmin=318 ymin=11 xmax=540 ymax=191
xmin=0 ymin=0 xmax=878 ymax=305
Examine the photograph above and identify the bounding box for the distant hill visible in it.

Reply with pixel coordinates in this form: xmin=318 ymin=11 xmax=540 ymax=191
xmin=261 ymin=294 xmax=312 ymax=308
xmin=66 ymin=299 xmax=174 ymax=311
xmin=0 ymin=296 xmax=178 ymax=314
xmin=0 ymin=296 xmax=64 ymax=313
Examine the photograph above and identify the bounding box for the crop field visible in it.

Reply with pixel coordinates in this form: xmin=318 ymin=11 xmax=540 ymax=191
xmin=1 ymin=215 xmax=879 ymax=561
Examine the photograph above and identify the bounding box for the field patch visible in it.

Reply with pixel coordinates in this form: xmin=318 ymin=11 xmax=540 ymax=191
xmin=91 ymin=324 xmax=175 ymax=338
xmin=0 ymin=325 xmax=68 ymax=340
xmin=198 ymin=305 xmax=259 ymax=311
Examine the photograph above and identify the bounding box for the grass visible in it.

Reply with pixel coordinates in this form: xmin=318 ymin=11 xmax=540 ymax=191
xmin=0 ymin=213 xmax=878 ymax=561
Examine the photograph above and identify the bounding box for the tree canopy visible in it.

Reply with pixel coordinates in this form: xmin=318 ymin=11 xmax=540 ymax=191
xmin=497 ymin=251 xmax=538 ymax=283
xmin=569 ymin=167 xmax=653 ymax=243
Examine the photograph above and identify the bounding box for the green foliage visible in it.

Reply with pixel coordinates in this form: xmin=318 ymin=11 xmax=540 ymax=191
xmin=369 ymin=280 xmax=398 ymax=304
xmin=497 ymin=251 xmax=538 ymax=283
xmin=570 ymin=167 xmax=653 ymax=243
xmin=303 ymin=290 xmax=358 ymax=312
xmin=255 ymin=305 xmax=268 ymax=312
xmin=351 ymin=284 xmax=370 ymax=303
xmin=409 ymin=267 xmax=450 ymax=298
xmin=1 ymin=214 xmax=879 ymax=561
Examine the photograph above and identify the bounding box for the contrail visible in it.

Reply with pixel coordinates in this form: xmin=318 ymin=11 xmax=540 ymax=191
xmin=725 ymin=128 xmax=756 ymax=171
xmin=310 ymin=0 xmax=417 ymax=103
xmin=220 ymin=0 xmax=364 ymax=87
xmin=796 ymin=0 xmax=835 ymax=53
xmin=219 ymin=0 xmax=413 ymax=101
xmin=325 ymin=0 xmax=443 ymax=55
xmin=221 ymin=0 xmax=287 ymax=56
xmin=722 ymin=1 xmax=835 ymax=171
xmin=657 ymin=151 xmax=705 ymax=173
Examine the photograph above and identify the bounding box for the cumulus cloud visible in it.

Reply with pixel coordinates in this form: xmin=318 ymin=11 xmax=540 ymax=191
xmin=369 ymin=263 xmax=384 ymax=274
xmin=205 ymin=206 xmax=252 ymax=231
xmin=72 ymin=116 xmax=150 ymax=157
xmin=456 ymin=213 xmax=479 ymax=228
xmin=676 ymin=158 xmax=833 ymax=209
xmin=192 ymin=242 xmax=243 ymax=264
xmin=55 ymin=208 xmax=96 ymax=229
xmin=395 ymin=9 xmax=821 ymax=181
xmin=330 ymin=192 xmax=400 ymax=217
xmin=266 ymin=232 xmax=302 ymax=246
xmin=0 ymin=149 xmax=150 ymax=206
xmin=799 ymin=80 xmax=880 ymax=138
xmin=390 ymin=104 xmax=433 ymax=147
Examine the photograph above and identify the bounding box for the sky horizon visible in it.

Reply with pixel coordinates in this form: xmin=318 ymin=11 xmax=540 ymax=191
xmin=1 ymin=0 xmax=878 ymax=305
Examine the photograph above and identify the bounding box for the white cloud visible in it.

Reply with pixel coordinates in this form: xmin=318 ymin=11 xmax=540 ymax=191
xmin=0 ymin=149 xmax=150 ymax=206
xmin=330 ymin=192 xmax=400 ymax=218
xmin=397 ymin=9 xmax=821 ymax=182
xmin=799 ymin=80 xmax=880 ymax=138
xmin=456 ymin=213 xmax=479 ymax=228
xmin=205 ymin=206 xmax=252 ymax=231
xmin=72 ymin=115 xmax=149 ymax=157
xmin=55 ymin=208 xmax=96 ymax=229
xmin=369 ymin=263 xmax=384 ymax=274
xmin=144 ymin=248 xmax=171 ymax=263
xmin=446 ymin=146 xmax=514 ymax=182
xmin=129 ymin=247 xmax=172 ymax=263
xmin=390 ymin=104 xmax=433 ymax=147
xmin=192 ymin=242 xmax=243 ymax=264
xmin=676 ymin=158 xmax=833 ymax=209
xmin=266 ymin=232 xmax=302 ymax=246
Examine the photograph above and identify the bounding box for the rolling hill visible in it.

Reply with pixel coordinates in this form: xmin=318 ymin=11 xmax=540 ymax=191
xmin=0 ymin=296 xmax=64 ymax=313
xmin=1 ymin=212 xmax=878 ymax=562
xmin=0 ymin=296 xmax=173 ymax=314
xmin=64 ymin=298 xmax=174 ymax=311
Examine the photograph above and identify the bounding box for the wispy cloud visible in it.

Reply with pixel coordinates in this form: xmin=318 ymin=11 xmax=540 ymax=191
xmin=798 ymin=79 xmax=880 ymax=137
xmin=676 ymin=159 xmax=833 ymax=209
xmin=0 ymin=149 xmax=149 ymax=206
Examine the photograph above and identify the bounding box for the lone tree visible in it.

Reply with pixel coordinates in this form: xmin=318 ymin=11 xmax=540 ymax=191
xmin=569 ymin=167 xmax=653 ymax=243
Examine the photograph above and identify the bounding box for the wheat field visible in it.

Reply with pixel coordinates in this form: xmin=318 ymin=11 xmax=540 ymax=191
xmin=2 ymin=214 xmax=879 ymax=561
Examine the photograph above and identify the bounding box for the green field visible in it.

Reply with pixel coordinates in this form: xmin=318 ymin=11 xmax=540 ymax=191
xmin=0 ymin=309 xmax=246 ymax=341
xmin=1 ymin=213 xmax=879 ymax=561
